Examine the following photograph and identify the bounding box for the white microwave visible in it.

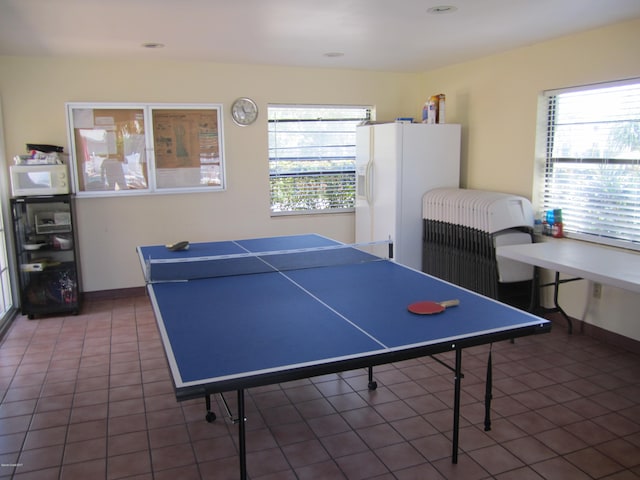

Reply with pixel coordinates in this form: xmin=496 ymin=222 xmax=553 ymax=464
xmin=10 ymin=164 xmax=70 ymax=197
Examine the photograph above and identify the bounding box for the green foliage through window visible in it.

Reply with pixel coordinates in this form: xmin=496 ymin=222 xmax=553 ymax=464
xmin=268 ymin=105 xmax=371 ymax=214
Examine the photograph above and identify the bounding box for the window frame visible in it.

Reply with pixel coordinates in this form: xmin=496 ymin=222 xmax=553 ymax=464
xmin=268 ymin=103 xmax=372 ymax=216
xmin=536 ymin=78 xmax=640 ymax=251
xmin=66 ymin=102 xmax=225 ymax=197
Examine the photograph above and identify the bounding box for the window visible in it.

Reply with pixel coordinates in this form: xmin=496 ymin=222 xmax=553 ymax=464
xmin=67 ymin=103 xmax=224 ymax=196
xmin=268 ymin=105 xmax=372 ymax=214
xmin=540 ymin=79 xmax=640 ymax=249
xmin=0 ymin=198 xmax=14 ymax=327
xmin=0 ymin=100 xmax=16 ymax=332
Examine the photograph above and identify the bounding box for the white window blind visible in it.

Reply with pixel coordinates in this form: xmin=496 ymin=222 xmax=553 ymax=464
xmin=268 ymin=105 xmax=371 ymax=214
xmin=542 ymin=79 xmax=640 ymax=248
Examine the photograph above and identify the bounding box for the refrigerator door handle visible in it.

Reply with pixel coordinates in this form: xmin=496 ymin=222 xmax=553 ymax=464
xmin=365 ymin=161 xmax=374 ymax=205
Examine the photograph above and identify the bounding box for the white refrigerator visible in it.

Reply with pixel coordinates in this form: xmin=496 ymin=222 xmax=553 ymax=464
xmin=355 ymin=123 xmax=461 ymax=270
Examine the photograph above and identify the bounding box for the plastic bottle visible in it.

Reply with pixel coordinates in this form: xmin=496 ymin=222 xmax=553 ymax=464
xmin=544 ymin=210 xmax=554 ymax=236
xmin=534 ymin=218 xmax=543 ymax=236
xmin=438 ymin=94 xmax=446 ymax=124
xmin=427 ymin=96 xmax=438 ymax=124
xmin=552 ymin=209 xmax=563 ymax=238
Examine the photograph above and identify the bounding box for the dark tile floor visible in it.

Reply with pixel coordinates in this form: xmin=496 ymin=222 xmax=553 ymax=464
xmin=0 ymin=295 xmax=639 ymax=479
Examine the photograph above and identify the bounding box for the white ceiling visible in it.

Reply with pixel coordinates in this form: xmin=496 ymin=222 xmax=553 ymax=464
xmin=1 ymin=0 xmax=639 ymax=72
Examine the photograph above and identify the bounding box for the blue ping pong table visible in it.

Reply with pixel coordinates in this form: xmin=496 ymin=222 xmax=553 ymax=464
xmin=138 ymin=234 xmax=551 ymax=479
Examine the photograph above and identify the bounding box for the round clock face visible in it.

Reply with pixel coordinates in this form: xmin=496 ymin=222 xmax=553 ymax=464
xmin=231 ymin=97 xmax=258 ymax=126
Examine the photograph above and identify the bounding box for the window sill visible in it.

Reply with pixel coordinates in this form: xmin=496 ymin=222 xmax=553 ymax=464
xmin=270 ymin=208 xmax=355 ymax=217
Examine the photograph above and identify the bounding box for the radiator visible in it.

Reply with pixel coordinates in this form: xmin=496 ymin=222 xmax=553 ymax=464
xmin=422 ymin=188 xmax=534 ymax=308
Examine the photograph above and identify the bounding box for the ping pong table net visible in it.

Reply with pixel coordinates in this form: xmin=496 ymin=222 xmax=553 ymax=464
xmin=144 ymin=239 xmax=393 ymax=283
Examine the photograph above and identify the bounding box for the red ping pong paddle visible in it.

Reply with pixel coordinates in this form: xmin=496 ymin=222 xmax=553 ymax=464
xmin=408 ymin=299 xmax=459 ymax=315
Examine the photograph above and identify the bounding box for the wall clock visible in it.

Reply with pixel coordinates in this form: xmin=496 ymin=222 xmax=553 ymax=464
xmin=231 ymin=97 xmax=258 ymax=126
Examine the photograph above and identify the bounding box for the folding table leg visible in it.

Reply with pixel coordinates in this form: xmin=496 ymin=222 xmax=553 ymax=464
xmin=553 ymin=272 xmax=574 ymax=334
xmin=537 ymin=269 xmax=578 ymax=334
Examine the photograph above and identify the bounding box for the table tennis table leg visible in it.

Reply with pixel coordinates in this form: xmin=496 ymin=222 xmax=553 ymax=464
xmin=483 ymin=349 xmax=493 ymax=432
xmin=367 ymin=366 xmax=377 ymax=390
xmin=238 ymin=389 xmax=247 ymax=480
xmin=452 ymin=348 xmax=462 ymax=464
xmin=205 ymin=395 xmax=216 ymax=422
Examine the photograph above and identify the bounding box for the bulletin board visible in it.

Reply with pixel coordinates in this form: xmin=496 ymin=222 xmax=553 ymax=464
xmin=66 ymin=103 xmax=225 ymax=196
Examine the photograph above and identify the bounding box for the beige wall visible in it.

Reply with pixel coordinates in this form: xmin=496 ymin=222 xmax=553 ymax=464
xmin=419 ymin=18 xmax=640 ymax=342
xmin=421 ymin=18 xmax=640 ymax=197
xmin=1 ymin=17 xmax=639 ymax=340
xmin=0 ymin=57 xmax=418 ymax=291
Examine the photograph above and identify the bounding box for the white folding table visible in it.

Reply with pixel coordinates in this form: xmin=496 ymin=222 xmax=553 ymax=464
xmin=496 ymin=239 xmax=640 ymax=333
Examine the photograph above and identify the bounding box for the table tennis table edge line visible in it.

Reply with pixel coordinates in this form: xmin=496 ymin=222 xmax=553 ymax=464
xmin=166 ymin=318 xmax=550 ymax=390
xmin=140 ymin=241 xmax=550 ymax=386
xmin=145 ymin=285 xmax=186 ymax=389
xmin=136 ymin=246 xmax=151 ymax=284
xmin=144 ymin=266 xmax=550 ymax=392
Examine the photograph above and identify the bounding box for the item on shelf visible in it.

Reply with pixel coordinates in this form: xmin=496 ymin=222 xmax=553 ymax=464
xmin=25 ymin=269 xmax=76 ymax=306
xmin=438 ymin=94 xmax=446 ymax=124
xmin=13 ymin=150 xmax=65 ymax=165
xmin=26 ymin=143 xmax=64 ymax=153
xmin=542 ymin=208 xmax=564 ymax=237
xmin=426 ymin=96 xmax=438 ymax=124
xmin=21 ymin=263 xmax=46 ymax=272
xmin=53 ymin=234 xmax=73 ymax=250
xmin=23 ymin=243 xmax=46 ymax=251
xmin=552 ymin=208 xmax=564 ymax=238
xmin=422 ymin=93 xmax=446 ymax=124
xmin=35 ymin=211 xmax=71 ymax=234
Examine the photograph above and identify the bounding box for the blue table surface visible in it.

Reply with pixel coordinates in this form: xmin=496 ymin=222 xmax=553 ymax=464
xmin=138 ymin=235 xmax=549 ymax=390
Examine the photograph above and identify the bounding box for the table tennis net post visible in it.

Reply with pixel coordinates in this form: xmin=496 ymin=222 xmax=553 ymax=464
xmin=144 ymin=239 xmax=393 ymax=283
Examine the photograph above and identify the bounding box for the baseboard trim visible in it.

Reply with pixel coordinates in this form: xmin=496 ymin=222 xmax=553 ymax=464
xmin=545 ymin=312 xmax=640 ymax=355
xmin=83 ymin=287 xmax=146 ymax=301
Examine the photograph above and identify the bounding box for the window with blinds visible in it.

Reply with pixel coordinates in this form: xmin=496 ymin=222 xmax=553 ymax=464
xmin=268 ymin=105 xmax=372 ymax=215
xmin=541 ymin=79 xmax=640 ymax=248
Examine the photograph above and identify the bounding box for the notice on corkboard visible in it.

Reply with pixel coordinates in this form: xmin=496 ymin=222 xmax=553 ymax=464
xmin=151 ymin=107 xmax=223 ymax=189
xmin=152 ymin=108 xmax=220 ymax=169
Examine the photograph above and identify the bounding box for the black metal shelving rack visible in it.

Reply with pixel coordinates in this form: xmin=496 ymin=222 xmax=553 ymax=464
xmin=10 ymin=194 xmax=81 ymax=318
